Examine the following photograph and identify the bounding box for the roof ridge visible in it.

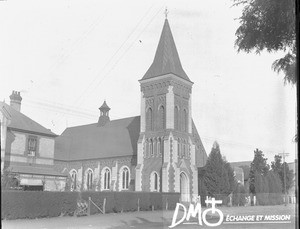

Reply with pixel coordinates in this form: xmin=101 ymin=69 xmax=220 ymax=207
xmin=64 ymin=115 xmax=140 ymax=130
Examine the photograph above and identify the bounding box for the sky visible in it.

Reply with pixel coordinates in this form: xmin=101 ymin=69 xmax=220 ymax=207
xmin=0 ymin=0 xmax=297 ymax=163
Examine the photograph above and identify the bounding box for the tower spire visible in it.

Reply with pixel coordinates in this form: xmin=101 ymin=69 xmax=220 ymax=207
xmin=141 ymin=15 xmax=191 ymax=82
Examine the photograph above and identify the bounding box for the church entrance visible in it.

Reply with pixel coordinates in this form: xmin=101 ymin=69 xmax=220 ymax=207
xmin=180 ymin=172 xmax=190 ymax=202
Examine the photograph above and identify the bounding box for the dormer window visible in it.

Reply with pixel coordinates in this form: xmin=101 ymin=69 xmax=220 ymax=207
xmin=28 ymin=136 xmax=37 ymax=157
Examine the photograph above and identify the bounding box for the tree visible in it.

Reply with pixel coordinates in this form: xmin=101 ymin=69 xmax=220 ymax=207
xmin=266 ymin=171 xmax=283 ymax=205
xmin=233 ymin=0 xmax=296 ymax=84
xmin=198 ymin=167 xmax=208 ymax=206
xmin=271 ymin=155 xmax=294 ymax=193
xmin=203 ymin=142 xmax=236 ymax=203
xmin=1 ymin=168 xmax=19 ymax=190
xmin=249 ymin=149 xmax=269 ymax=195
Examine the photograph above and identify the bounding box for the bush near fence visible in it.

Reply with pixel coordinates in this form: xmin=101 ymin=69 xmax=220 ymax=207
xmin=1 ymin=191 xmax=180 ymax=220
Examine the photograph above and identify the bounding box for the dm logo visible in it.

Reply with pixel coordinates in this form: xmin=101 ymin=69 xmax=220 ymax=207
xmin=169 ymin=197 xmax=224 ymax=228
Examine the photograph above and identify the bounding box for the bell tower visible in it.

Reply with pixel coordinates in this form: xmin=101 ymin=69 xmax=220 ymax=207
xmin=135 ymin=16 xmax=198 ymax=201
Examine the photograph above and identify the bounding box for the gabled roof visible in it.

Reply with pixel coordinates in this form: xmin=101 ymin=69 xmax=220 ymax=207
xmin=55 ymin=116 xmax=140 ymax=161
xmin=142 ymin=19 xmax=191 ymax=82
xmin=0 ymin=101 xmax=56 ymax=137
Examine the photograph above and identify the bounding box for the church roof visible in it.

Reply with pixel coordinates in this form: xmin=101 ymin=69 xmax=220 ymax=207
xmin=55 ymin=115 xmax=207 ymax=166
xmin=0 ymin=101 xmax=56 ymax=137
xmin=142 ymin=19 xmax=191 ymax=82
xmin=54 ymin=116 xmax=140 ymax=161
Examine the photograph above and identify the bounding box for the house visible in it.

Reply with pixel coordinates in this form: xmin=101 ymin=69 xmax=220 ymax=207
xmin=230 ymin=161 xmax=252 ymax=189
xmin=0 ymin=91 xmax=67 ymax=191
xmin=54 ymin=17 xmax=207 ymax=202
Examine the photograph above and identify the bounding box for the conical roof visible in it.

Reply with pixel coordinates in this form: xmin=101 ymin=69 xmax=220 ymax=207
xmin=142 ymin=19 xmax=191 ymax=82
xmin=99 ymin=100 xmax=110 ymax=111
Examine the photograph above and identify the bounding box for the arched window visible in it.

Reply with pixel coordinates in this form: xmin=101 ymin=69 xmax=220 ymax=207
xmin=103 ymin=168 xmax=111 ymax=190
xmin=145 ymin=139 xmax=149 ymax=158
xmin=146 ymin=108 xmax=153 ymax=131
xmin=178 ymin=140 xmax=181 ymax=158
xmin=87 ymin=169 xmax=93 ymax=190
xmin=121 ymin=167 xmax=130 ymax=190
xmin=153 ymin=139 xmax=157 ymax=156
xmin=71 ymin=170 xmax=77 ymax=191
xmin=158 ymin=105 xmax=165 ymax=129
xmin=174 ymin=106 xmax=179 ymax=130
xmin=150 ymin=172 xmax=159 ymax=192
xmin=183 ymin=109 xmax=188 ymax=132
xmin=157 ymin=138 xmax=160 ymax=156
xmin=150 ymin=139 xmax=154 ymax=156
xmin=160 ymin=138 xmax=164 ymax=157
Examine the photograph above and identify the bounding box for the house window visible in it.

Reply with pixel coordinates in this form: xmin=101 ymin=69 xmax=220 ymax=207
xmin=87 ymin=170 xmax=93 ymax=190
xmin=103 ymin=168 xmax=111 ymax=190
xmin=71 ymin=170 xmax=77 ymax=191
xmin=28 ymin=136 xmax=37 ymax=156
xmin=121 ymin=167 xmax=130 ymax=190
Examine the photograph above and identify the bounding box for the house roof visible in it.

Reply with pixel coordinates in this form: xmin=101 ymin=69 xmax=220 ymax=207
xmin=55 ymin=116 xmax=140 ymax=161
xmin=142 ymin=19 xmax=191 ymax=82
xmin=230 ymin=161 xmax=252 ymax=180
xmin=230 ymin=161 xmax=252 ymax=168
xmin=0 ymin=101 xmax=56 ymax=137
xmin=8 ymin=165 xmax=66 ymax=177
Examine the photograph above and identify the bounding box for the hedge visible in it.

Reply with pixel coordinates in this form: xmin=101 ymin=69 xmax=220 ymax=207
xmin=1 ymin=191 xmax=180 ymax=220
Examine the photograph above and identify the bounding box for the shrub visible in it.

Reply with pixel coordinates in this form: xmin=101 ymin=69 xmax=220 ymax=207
xmin=1 ymin=191 xmax=180 ymax=220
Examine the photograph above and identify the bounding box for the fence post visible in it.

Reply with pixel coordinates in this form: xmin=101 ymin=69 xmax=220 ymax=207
xmin=166 ymin=198 xmax=168 ymax=210
xmin=88 ymin=197 xmax=91 ymax=216
xmin=152 ymin=205 xmax=154 ymax=211
xmin=103 ymin=198 xmax=106 ymax=214
xmin=137 ymin=198 xmax=140 ymax=212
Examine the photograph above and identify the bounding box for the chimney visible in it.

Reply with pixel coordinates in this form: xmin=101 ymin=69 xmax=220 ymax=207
xmin=9 ymin=91 xmax=22 ymax=112
xmin=98 ymin=100 xmax=110 ymax=126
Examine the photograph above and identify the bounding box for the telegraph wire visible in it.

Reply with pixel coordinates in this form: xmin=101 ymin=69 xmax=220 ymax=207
xmin=53 ymin=4 xmax=161 ymax=123
xmin=72 ymin=3 xmax=157 ymax=108
xmin=88 ymin=5 xmax=164 ymax=98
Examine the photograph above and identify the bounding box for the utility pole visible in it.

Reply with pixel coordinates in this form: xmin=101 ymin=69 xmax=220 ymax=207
xmin=279 ymin=152 xmax=289 ymax=206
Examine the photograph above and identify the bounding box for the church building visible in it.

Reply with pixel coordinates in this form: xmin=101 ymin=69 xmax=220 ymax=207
xmin=54 ymin=17 xmax=207 ymax=202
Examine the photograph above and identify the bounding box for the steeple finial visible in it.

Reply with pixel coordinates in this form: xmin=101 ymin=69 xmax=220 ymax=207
xmin=164 ymin=7 xmax=168 ymax=19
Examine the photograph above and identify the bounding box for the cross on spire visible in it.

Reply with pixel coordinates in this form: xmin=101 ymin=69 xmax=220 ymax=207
xmin=164 ymin=7 xmax=169 ymax=19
